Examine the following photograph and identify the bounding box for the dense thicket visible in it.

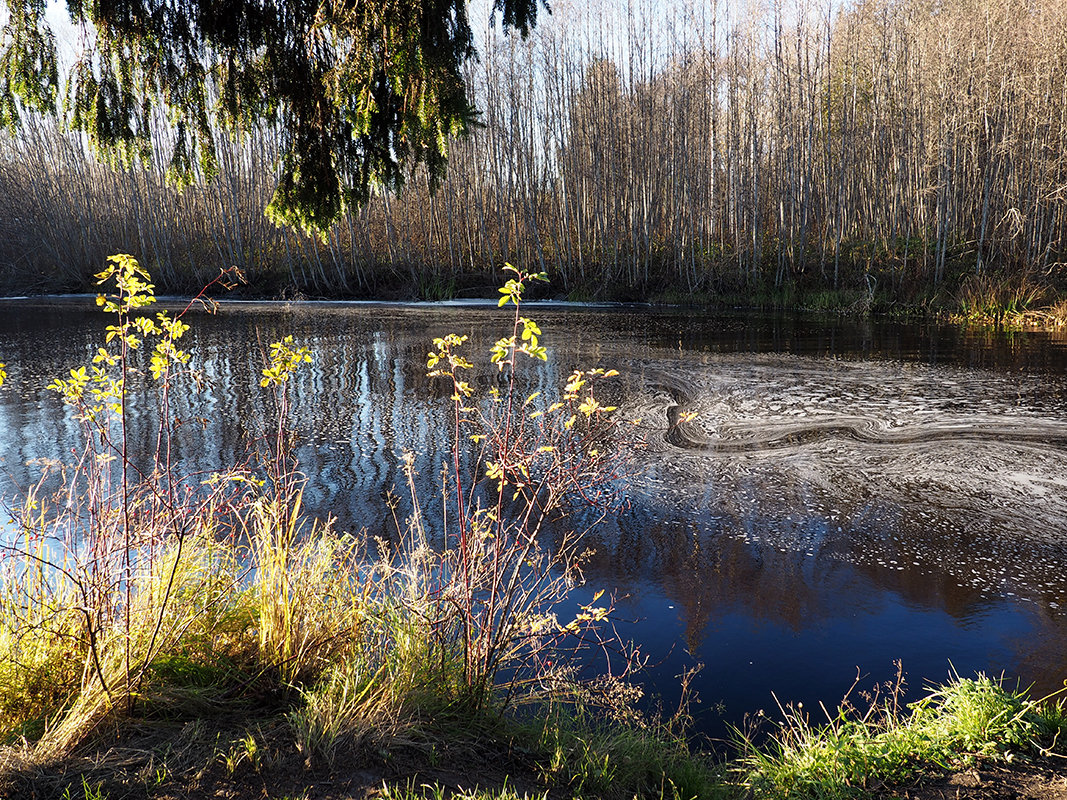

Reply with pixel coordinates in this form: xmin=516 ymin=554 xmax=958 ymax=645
xmin=1 ymin=0 xmax=1065 ymax=301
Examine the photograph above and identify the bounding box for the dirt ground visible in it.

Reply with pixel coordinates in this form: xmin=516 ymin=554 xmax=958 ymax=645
xmin=870 ymin=758 xmax=1067 ymax=800
xmin=0 ymin=716 xmax=552 ymax=800
xmin=2 ymin=718 xmax=1066 ymax=800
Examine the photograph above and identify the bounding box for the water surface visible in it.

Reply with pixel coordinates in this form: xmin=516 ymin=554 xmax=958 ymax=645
xmin=2 ymin=298 xmax=1066 ymax=740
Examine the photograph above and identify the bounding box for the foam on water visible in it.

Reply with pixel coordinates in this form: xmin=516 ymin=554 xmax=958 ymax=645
xmin=619 ymin=354 xmax=1067 ymax=621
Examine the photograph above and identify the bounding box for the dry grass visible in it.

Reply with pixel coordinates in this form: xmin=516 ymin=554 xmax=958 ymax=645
xmin=0 ymin=258 xmax=642 ymax=776
xmin=952 ymin=273 xmax=1067 ymax=326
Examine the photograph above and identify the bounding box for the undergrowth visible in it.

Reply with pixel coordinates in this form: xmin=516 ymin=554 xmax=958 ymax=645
xmin=0 ymin=256 xmax=653 ymax=774
xmin=952 ymin=272 xmax=1067 ymax=326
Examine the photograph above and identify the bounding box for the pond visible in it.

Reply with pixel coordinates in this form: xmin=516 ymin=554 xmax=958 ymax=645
xmin=2 ymin=296 xmax=1067 ymax=741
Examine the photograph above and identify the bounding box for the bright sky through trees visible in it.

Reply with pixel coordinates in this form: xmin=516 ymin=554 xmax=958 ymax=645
xmin=0 ymin=0 xmax=545 ymax=235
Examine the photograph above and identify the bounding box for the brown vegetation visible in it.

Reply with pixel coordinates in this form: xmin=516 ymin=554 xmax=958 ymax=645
xmin=1 ymin=0 xmax=1066 ymax=304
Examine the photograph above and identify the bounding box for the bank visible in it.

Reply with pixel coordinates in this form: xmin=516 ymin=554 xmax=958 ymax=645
xmin=1 ymin=671 xmax=1065 ymax=800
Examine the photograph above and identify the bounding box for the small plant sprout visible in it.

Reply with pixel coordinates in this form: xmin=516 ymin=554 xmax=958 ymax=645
xmin=490 ymin=264 xmax=549 ymax=367
xmin=420 ymin=262 xmax=642 ymax=708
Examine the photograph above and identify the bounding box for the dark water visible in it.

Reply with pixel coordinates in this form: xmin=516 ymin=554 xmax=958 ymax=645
xmin=3 ymin=297 xmax=1067 ymax=742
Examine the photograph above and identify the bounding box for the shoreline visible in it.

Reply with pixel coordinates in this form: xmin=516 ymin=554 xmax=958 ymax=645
xmin=2 ymin=674 xmax=1064 ymax=800
xmin=1 ymin=286 xmax=1064 ymax=331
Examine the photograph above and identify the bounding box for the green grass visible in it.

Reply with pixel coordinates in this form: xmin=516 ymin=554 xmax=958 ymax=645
xmin=381 ymin=780 xmax=549 ymax=800
xmin=60 ymin=776 xmax=111 ymax=800
xmin=533 ymin=720 xmax=719 ymax=799
xmin=736 ymin=673 xmax=1067 ymax=800
xmin=417 ymin=273 xmax=459 ymax=301
xmin=365 ymin=671 xmax=1067 ymax=799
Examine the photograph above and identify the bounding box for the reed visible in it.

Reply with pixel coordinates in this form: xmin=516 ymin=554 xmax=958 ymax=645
xmin=953 ymin=273 xmax=1051 ymax=324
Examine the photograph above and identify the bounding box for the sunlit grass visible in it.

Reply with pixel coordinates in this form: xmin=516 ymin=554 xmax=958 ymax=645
xmin=737 ymin=672 xmax=1067 ymax=800
xmin=951 ymin=272 xmax=1067 ymax=326
xmin=532 ymin=714 xmax=719 ymax=799
xmin=381 ymin=781 xmax=549 ymax=800
xmin=0 ymin=497 xmax=485 ymax=755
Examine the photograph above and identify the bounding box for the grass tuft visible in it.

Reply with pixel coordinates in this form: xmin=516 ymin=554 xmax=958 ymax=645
xmin=952 ymin=272 xmax=1056 ymax=325
xmin=381 ymin=779 xmax=549 ymax=800
xmin=737 ymin=672 xmax=1066 ymax=800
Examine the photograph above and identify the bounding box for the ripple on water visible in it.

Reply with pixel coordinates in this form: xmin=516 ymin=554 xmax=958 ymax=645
xmin=624 ymin=354 xmax=1067 ymax=615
